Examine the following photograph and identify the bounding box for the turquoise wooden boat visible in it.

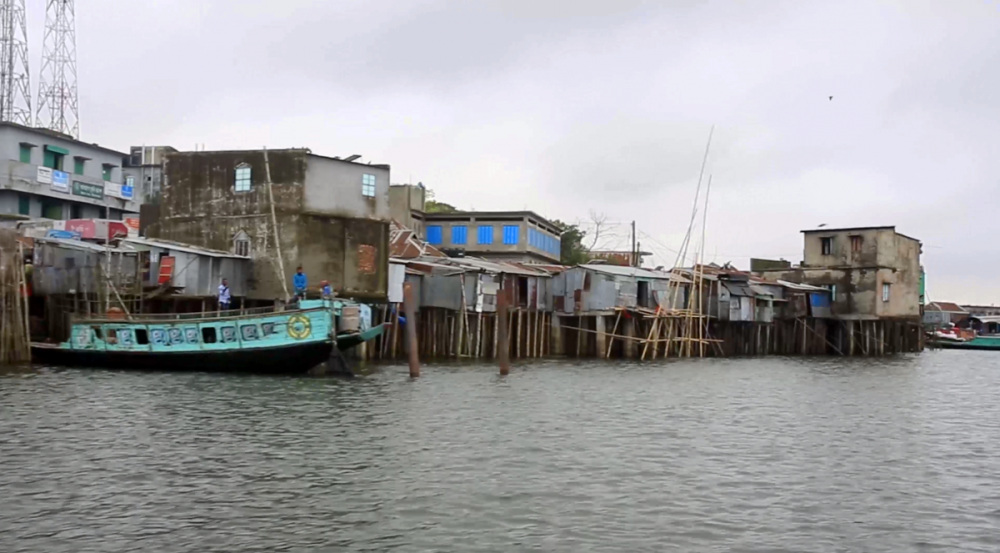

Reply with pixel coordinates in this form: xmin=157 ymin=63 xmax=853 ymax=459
xmin=31 ymin=299 xmax=384 ymax=374
xmin=931 ymin=335 xmax=1000 ymax=351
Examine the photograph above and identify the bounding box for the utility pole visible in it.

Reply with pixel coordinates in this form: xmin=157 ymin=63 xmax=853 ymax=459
xmin=631 ymin=220 xmax=637 ymax=267
xmin=0 ymin=0 xmax=32 ymax=126
xmin=36 ymin=0 xmax=80 ymax=138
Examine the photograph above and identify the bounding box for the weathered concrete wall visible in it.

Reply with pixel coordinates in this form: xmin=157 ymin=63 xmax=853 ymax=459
xmin=790 ymin=228 xmax=921 ymax=320
xmin=303 ymin=155 xmax=390 ymax=220
xmin=148 ymin=149 xmax=388 ymax=301
xmin=148 ymin=150 xmax=305 ymax=300
xmin=388 ymin=184 xmax=425 ymax=234
xmin=803 ymin=228 xmax=881 ymax=268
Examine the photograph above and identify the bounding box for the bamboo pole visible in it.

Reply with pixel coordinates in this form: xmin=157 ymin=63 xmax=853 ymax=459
xmin=19 ymin=242 xmax=30 ymax=357
xmin=263 ymin=147 xmax=290 ymax=301
xmin=605 ymin=309 xmax=622 ymax=359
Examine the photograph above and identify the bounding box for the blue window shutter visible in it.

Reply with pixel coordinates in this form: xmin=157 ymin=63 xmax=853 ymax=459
xmin=553 ymin=237 xmax=561 ymax=255
xmin=478 ymin=225 xmax=493 ymax=245
xmin=427 ymin=225 xmax=443 ymax=245
xmin=503 ymin=225 xmax=519 ymax=245
xmin=452 ymin=225 xmax=467 ymax=245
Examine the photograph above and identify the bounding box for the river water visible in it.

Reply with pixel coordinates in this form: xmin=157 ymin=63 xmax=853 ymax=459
xmin=2 ymin=352 xmax=999 ymax=552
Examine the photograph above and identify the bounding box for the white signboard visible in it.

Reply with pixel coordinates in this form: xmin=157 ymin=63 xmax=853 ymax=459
xmin=37 ymin=166 xmax=52 ymax=184
xmin=105 ymin=182 xmax=122 ymax=198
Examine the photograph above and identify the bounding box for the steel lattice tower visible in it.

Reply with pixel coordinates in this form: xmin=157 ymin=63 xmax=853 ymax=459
xmin=0 ymin=0 xmax=32 ymax=126
xmin=36 ymin=0 xmax=78 ymax=138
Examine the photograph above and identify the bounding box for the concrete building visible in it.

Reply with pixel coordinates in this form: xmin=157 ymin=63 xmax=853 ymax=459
xmin=123 ymin=145 xmax=178 ymax=206
xmin=388 ymin=183 xmax=426 ymax=236
xmin=422 ymin=210 xmax=562 ymax=263
xmin=923 ymin=302 xmax=968 ymax=328
xmin=0 ymin=122 xmax=139 ymax=221
xmin=756 ymin=226 xmax=922 ymax=320
xmin=143 ymin=148 xmax=391 ymax=302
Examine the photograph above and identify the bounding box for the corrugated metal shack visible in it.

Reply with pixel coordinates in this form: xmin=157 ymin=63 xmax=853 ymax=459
xmin=377 ymin=255 xmax=561 ymax=360
xmin=30 ymin=238 xmax=141 ymax=341
xmin=32 ymin=238 xmax=139 ymax=297
xmin=554 ymin=264 xmax=691 ymax=313
xmin=549 ymin=264 xmax=695 ymax=359
xmin=123 ymin=237 xmax=251 ymax=299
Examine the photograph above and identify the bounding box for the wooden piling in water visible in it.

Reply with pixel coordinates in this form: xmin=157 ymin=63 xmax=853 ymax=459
xmin=497 ymin=290 xmax=511 ymax=375
xmin=403 ymin=283 xmax=420 ymax=377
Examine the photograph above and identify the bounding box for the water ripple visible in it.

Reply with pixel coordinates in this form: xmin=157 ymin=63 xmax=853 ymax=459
xmin=2 ymin=351 xmax=999 ymax=551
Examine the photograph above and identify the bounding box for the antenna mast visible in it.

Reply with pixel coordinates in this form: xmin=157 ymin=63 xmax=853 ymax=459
xmin=36 ymin=0 xmax=79 ymax=137
xmin=0 ymin=0 xmax=32 ymax=125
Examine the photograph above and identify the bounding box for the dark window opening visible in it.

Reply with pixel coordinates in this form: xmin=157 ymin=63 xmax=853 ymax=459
xmin=821 ymin=237 xmax=833 ymax=256
xmin=202 ymin=327 xmax=218 ymax=344
xmin=850 ymin=235 xmax=863 ymax=253
xmin=517 ymin=277 xmax=529 ymax=307
xmin=91 ymin=325 xmax=103 ymax=340
xmin=637 ymin=281 xmax=651 ymax=308
xmin=583 ymin=273 xmax=592 ymax=291
xmin=70 ymin=203 xmax=82 ymax=219
xmin=135 ymin=329 xmax=149 ymax=344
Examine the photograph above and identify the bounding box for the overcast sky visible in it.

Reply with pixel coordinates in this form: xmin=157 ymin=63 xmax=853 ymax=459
xmin=30 ymin=0 xmax=1000 ymax=303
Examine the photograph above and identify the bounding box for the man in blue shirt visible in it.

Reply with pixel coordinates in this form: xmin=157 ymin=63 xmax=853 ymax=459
xmin=218 ymin=278 xmax=231 ymax=312
xmin=293 ymin=266 xmax=307 ymax=300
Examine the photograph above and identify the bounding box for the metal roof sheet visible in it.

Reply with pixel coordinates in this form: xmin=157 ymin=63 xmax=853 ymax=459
xmin=970 ymin=315 xmax=1000 ymax=324
xmin=926 ymin=302 xmax=967 ymax=313
xmin=34 ymin=237 xmax=135 ymax=253
xmin=124 ymin=237 xmax=247 ymax=259
xmin=776 ymin=280 xmax=829 ymax=292
xmin=580 ymin=264 xmax=692 ymax=283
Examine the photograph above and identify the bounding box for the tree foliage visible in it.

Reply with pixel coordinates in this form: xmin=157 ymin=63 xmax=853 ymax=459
xmin=424 ymin=189 xmax=459 ymax=213
xmin=552 ymin=219 xmax=590 ymax=266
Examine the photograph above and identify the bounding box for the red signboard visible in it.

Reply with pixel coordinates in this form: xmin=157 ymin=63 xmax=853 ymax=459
xmin=63 ymin=219 xmax=130 ymax=241
xmin=158 ymin=256 xmax=175 ymax=285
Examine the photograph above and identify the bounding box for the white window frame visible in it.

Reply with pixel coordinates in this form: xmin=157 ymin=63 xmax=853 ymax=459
xmin=882 ymin=283 xmax=890 ymax=302
xmin=361 ymin=173 xmax=376 ymax=197
xmin=235 ymin=164 xmax=252 ymax=192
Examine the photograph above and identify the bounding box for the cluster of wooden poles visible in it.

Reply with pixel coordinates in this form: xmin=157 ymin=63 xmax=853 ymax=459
xmin=402 ymin=282 xmax=513 ymax=377
xmin=0 ymin=232 xmax=31 ymax=365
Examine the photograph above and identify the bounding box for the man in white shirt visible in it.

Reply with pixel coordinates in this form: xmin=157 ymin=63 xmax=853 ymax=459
xmin=218 ymin=278 xmax=231 ymax=312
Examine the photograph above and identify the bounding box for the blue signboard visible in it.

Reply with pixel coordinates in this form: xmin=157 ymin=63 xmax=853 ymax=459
xmin=120 ymin=184 xmax=134 ymax=199
xmin=51 ymin=170 xmax=69 ymax=192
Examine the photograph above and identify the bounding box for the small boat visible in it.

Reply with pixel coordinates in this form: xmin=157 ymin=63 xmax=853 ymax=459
xmin=930 ymin=334 xmax=1000 ymax=351
xmin=31 ymin=299 xmax=384 ymax=374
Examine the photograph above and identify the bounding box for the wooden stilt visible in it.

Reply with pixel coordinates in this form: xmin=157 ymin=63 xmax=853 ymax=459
xmin=403 ymin=284 xmax=420 ymax=377
xmin=497 ymin=290 xmax=511 ymax=375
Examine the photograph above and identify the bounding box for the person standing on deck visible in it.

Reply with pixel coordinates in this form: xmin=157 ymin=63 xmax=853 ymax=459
xmin=293 ymin=266 xmax=308 ymax=301
xmin=321 ymin=280 xmax=333 ymax=298
xmin=218 ymin=278 xmax=231 ymax=312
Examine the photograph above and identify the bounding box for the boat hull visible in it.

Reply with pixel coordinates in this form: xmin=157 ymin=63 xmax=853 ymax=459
xmin=31 ymin=340 xmax=334 ymax=374
xmin=930 ymin=340 xmax=1000 ymax=351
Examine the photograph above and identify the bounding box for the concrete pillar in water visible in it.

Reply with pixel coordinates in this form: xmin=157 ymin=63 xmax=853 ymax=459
xmin=595 ymin=315 xmax=607 ymax=358
xmin=550 ymin=314 xmax=564 ymax=356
